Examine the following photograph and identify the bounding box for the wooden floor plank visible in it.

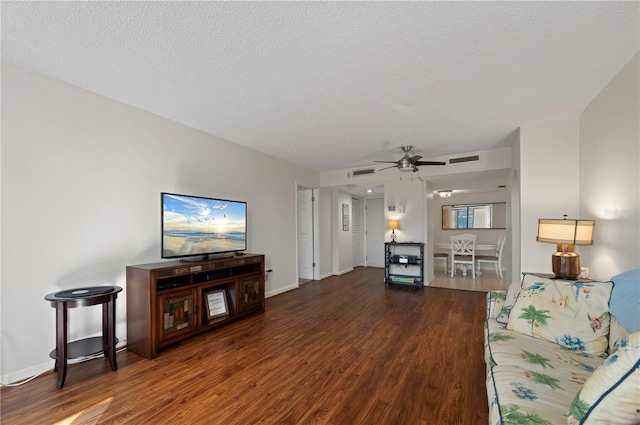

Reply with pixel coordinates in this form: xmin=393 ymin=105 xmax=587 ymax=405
xmin=1 ymin=267 xmax=488 ymax=424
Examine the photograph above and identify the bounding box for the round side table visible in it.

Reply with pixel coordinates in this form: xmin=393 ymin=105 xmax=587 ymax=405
xmin=45 ymin=286 xmax=122 ymax=388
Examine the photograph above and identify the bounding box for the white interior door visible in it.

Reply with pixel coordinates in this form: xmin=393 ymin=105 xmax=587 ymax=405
xmin=352 ymin=198 xmax=362 ymax=267
xmin=365 ymin=198 xmax=384 ymax=268
xmin=297 ymin=189 xmax=314 ymax=280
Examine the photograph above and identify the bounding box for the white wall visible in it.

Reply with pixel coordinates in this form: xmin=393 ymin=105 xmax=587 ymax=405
xmin=508 ymin=134 xmax=522 ymax=283
xmin=516 ymin=53 xmax=639 ymax=281
xmin=332 ymin=190 xmax=353 ymax=275
xmin=425 ymin=182 xmax=436 ymax=282
xmin=317 ymin=188 xmax=333 ymax=279
xmin=384 ymin=179 xmax=424 ymax=244
xmin=518 ymin=119 xmax=581 ymax=275
xmin=579 ymin=53 xmax=640 ymax=280
xmin=1 ymin=62 xmax=319 ymax=383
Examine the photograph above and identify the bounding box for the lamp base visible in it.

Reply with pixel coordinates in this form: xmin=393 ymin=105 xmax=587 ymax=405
xmin=551 ymin=244 xmax=580 ymax=279
xmin=390 ymin=230 xmax=397 ymax=243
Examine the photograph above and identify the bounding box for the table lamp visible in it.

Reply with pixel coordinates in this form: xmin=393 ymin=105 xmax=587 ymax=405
xmin=536 ymin=215 xmax=594 ymax=279
xmin=387 ymin=219 xmax=400 ymax=243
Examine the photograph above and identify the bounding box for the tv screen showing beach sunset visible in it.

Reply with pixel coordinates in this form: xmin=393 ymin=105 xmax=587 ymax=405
xmin=162 ymin=193 xmax=247 ymax=258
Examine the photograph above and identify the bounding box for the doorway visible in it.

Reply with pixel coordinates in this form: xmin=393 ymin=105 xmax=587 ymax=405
xmin=297 ymin=188 xmax=314 ymax=283
xmin=365 ymin=198 xmax=385 ymax=268
xmin=352 ymin=198 xmax=364 ymax=267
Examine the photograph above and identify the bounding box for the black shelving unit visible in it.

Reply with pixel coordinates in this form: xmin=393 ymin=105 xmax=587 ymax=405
xmin=384 ymin=242 xmax=425 ymax=288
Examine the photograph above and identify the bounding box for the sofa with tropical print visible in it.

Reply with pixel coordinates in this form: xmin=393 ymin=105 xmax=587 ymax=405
xmin=484 ymin=269 xmax=639 ymax=425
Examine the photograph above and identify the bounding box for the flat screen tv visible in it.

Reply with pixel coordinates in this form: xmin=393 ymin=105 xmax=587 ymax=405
xmin=161 ymin=192 xmax=247 ymax=260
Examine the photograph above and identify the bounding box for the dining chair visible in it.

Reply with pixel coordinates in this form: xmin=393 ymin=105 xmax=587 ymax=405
xmin=450 ymin=234 xmax=477 ymax=278
xmin=434 ymin=252 xmax=449 ymax=274
xmin=476 ymin=235 xmax=506 ymax=278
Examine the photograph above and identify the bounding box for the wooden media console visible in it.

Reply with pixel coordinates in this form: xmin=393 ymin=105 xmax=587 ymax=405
xmin=126 ymin=254 xmax=265 ymax=359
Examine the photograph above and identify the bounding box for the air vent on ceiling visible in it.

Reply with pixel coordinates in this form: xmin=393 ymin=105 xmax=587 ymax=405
xmin=448 ymin=154 xmax=480 ymax=165
xmin=352 ymin=168 xmax=376 ymax=176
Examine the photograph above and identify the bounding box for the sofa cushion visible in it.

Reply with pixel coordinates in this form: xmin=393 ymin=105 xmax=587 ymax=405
xmin=486 ymin=319 xmax=605 ymax=384
xmin=507 ymin=274 xmax=613 ymax=357
xmin=567 ymin=331 xmax=640 ymax=425
xmin=488 ymin=365 xmax=583 ymax=425
xmin=497 ymin=281 xmax=521 ymax=324
xmin=609 ymin=269 xmax=640 ymax=333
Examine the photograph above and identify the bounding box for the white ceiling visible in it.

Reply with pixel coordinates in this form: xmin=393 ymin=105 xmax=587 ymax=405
xmin=2 ymin=1 xmax=638 ymax=174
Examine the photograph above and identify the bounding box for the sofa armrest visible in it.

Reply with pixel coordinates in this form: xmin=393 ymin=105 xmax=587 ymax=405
xmin=487 ymin=290 xmax=506 ymax=320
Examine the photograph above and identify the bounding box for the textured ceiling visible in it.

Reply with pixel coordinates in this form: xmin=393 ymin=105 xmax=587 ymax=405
xmin=2 ymin=1 xmax=638 ymax=172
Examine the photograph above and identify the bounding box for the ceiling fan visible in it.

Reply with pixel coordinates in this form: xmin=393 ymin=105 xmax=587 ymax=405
xmin=374 ymin=145 xmax=446 ymax=172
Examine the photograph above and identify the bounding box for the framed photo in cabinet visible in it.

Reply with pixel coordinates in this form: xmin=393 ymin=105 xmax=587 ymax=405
xmin=205 ymin=289 xmax=229 ymax=319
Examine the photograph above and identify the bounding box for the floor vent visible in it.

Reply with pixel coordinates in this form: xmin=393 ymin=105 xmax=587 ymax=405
xmin=448 ymin=154 xmax=480 ymax=165
xmin=352 ymin=168 xmax=376 ymax=176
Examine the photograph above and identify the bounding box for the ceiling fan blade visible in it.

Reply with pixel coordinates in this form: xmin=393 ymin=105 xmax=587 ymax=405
xmin=414 ymin=160 xmax=447 ymax=166
xmin=373 ymin=146 xmax=444 ymax=170
xmin=377 ymin=165 xmax=399 ymax=171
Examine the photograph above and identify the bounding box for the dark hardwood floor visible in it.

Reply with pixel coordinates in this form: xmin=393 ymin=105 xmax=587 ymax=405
xmin=1 ymin=267 xmax=488 ymax=425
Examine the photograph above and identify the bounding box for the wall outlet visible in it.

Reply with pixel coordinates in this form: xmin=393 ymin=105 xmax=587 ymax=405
xmin=580 ymin=267 xmax=590 ymax=279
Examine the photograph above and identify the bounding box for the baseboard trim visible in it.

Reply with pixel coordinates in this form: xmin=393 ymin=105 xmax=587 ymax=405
xmin=1 ymin=362 xmax=51 ymax=387
xmin=334 ymin=267 xmax=354 ymax=276
xmin=266 ymin=283 xmax=299 ymax=298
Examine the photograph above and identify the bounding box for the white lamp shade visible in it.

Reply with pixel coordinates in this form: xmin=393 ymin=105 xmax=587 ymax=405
xmin=537 ymin=218 xmax=595 ymax=245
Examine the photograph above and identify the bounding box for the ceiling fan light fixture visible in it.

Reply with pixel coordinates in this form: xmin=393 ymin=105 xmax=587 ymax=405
xmin=373 ymin=145 xmax=446 ymax=173
xmin=438 ymin=190 xmax=453 ymax=198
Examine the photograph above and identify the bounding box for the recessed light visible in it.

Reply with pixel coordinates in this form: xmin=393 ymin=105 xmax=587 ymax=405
xmin=367 ymin=189 xmax=372 ymax=193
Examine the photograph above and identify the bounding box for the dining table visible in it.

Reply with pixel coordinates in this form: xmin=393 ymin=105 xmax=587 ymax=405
xmin=435 ymin=243 xmax=496 ymax=252
xmin=435 ymin=242 xmax=497 ymax=277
